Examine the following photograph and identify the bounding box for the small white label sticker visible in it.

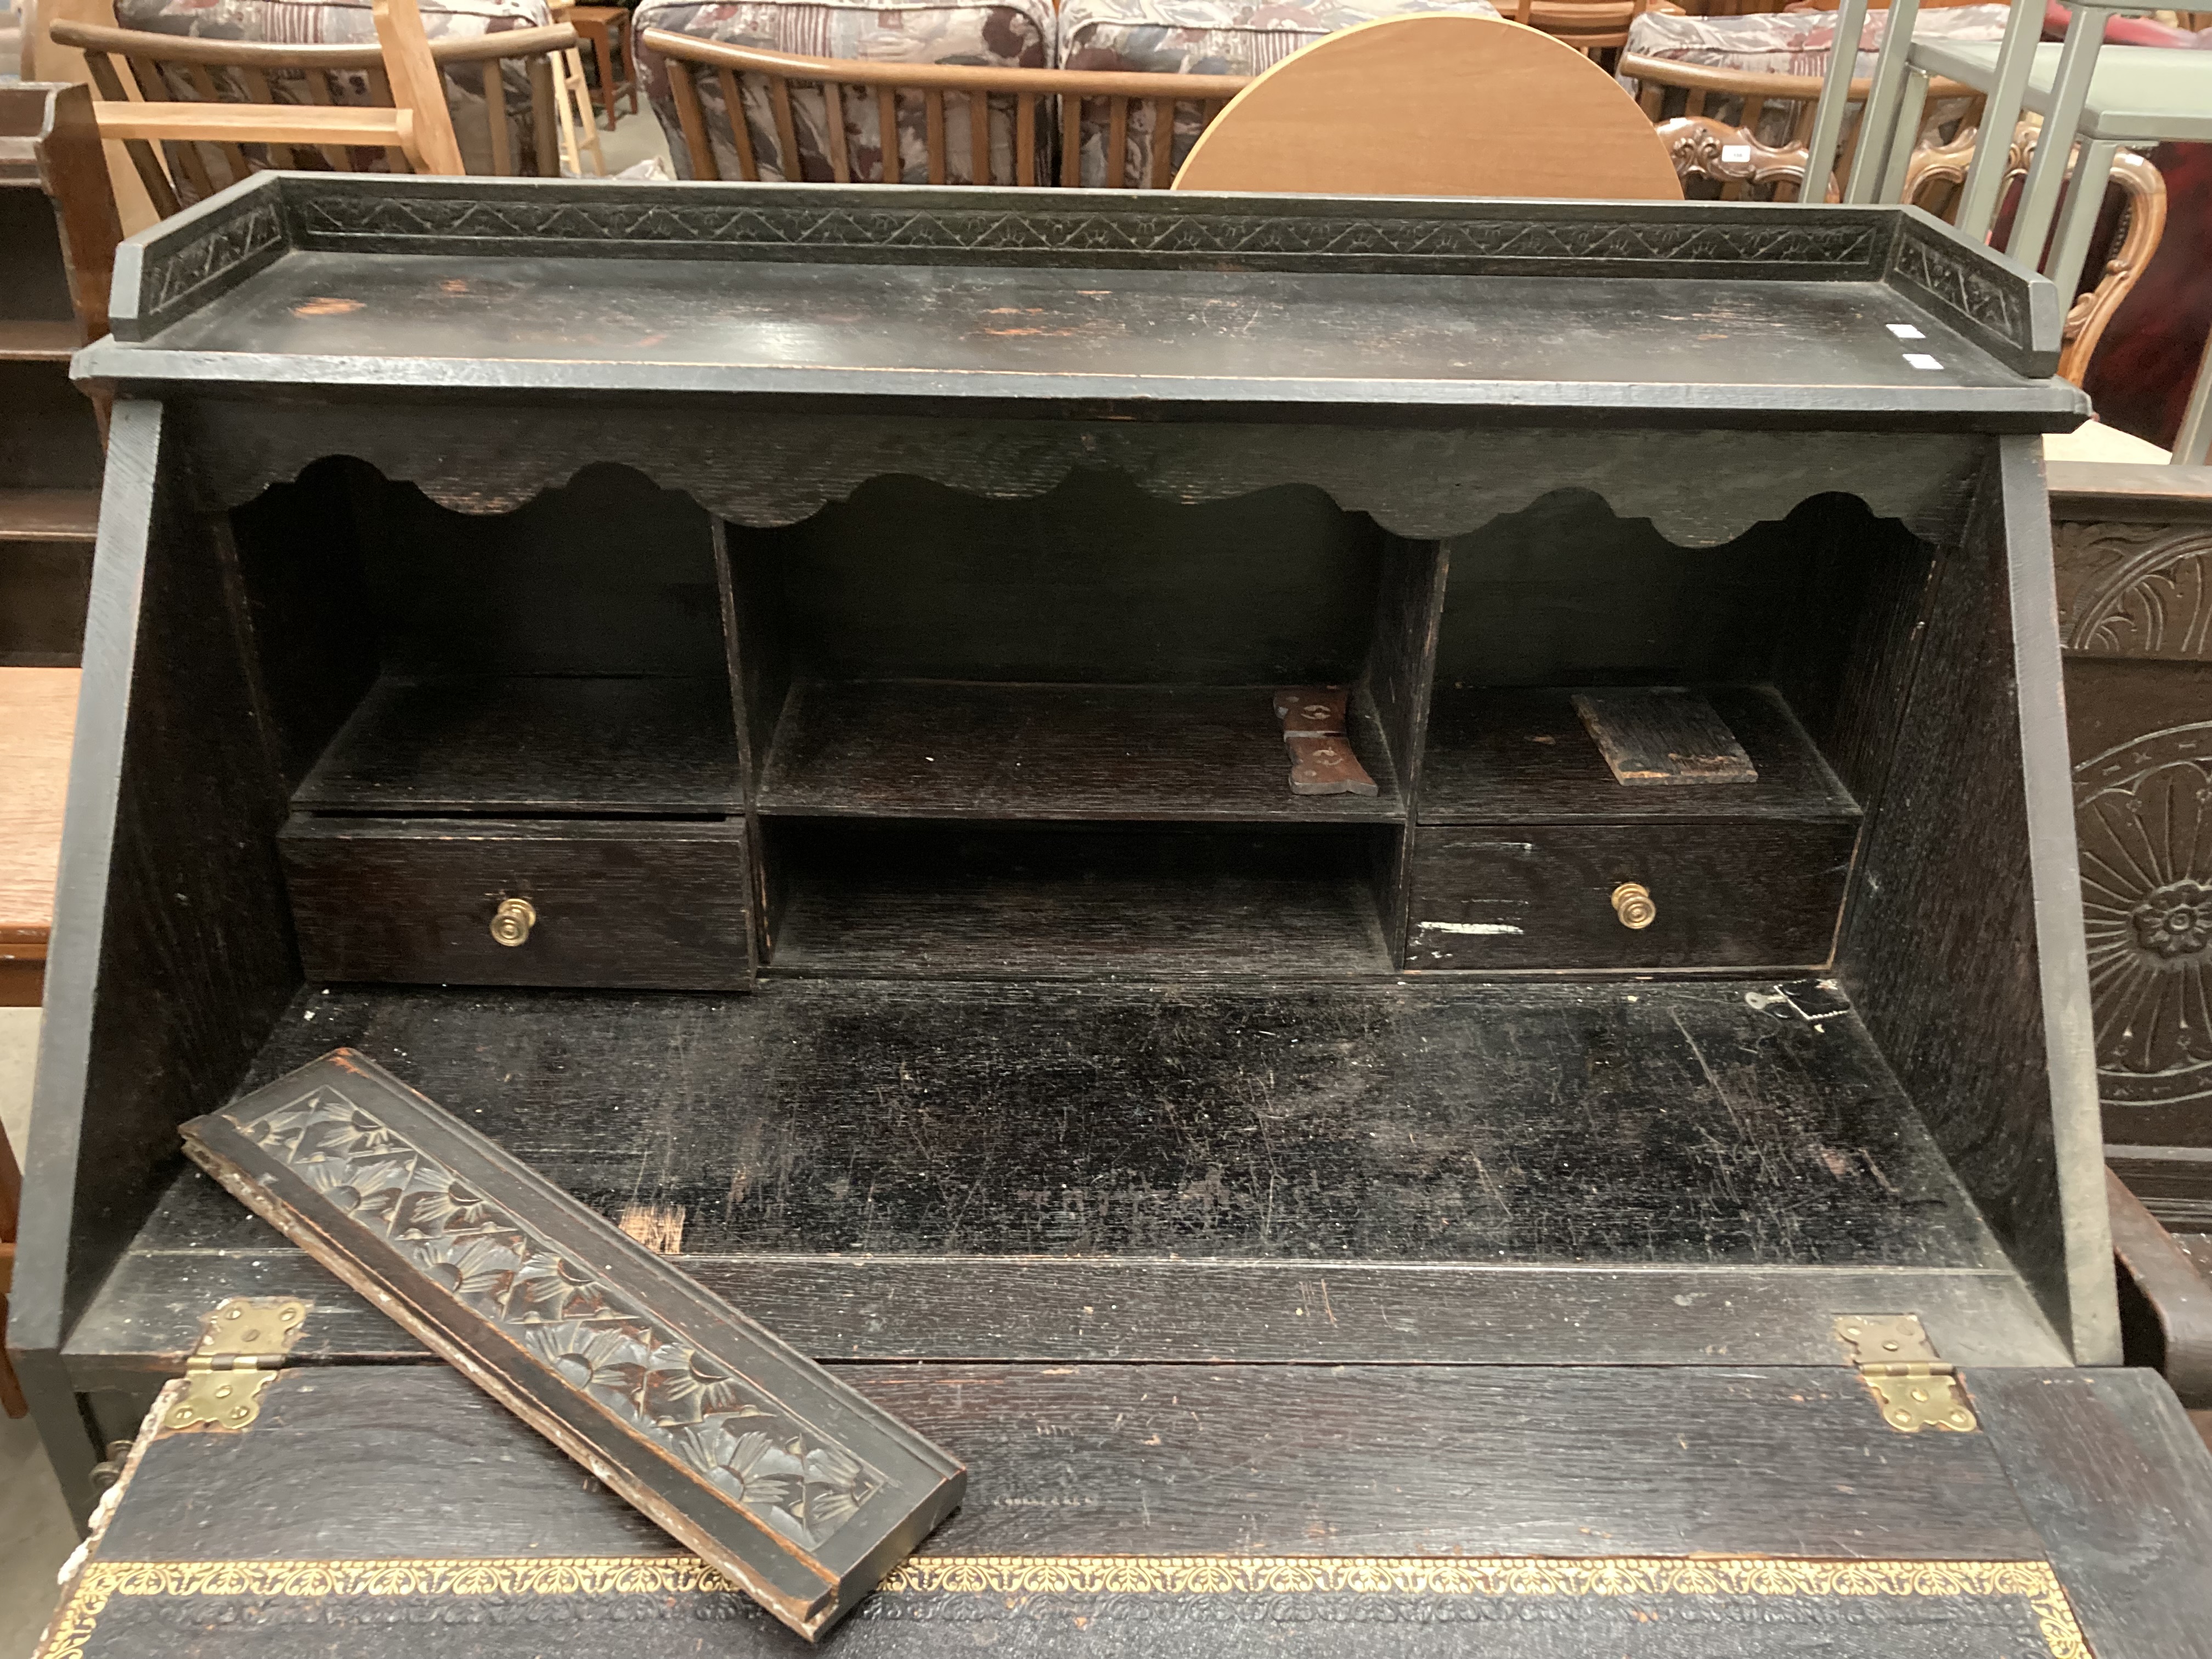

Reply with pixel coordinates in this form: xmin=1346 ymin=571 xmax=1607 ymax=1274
xmin=1418 ymin=921 xmax=1525 ymax=936
xmin=1720 ymin=144 xmax=1752 ymax=164
xmin=1903 ymin=352 xmax=1945 ymax=370
xmin=1887 ymin=323 xmax=1926 ymax=340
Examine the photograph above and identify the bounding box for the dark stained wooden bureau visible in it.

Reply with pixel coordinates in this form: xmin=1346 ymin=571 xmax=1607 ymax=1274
xmin=13 ymin=175 xmax=2212 ymax=1658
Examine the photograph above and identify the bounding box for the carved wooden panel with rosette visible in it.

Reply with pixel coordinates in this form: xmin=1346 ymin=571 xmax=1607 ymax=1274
xmin=178 ymin=1051 xmax=965 ymax=1641
xmin=2056 ymin=515 xmax=2212 ymax=1127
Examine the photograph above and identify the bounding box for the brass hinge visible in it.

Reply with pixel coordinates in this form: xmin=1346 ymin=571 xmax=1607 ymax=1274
xmin=165 ymin=1297 xmax=308 ymax=1432
xmin=1835 ymin=1313 xmax=1978 ymax=1434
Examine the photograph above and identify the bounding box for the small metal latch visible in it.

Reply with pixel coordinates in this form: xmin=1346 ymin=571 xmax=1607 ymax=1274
xmin=166 ymin=1297 xmax=308 ymax=1432
xmin=1835 ymin=1313 xmax=1977 ymax=1434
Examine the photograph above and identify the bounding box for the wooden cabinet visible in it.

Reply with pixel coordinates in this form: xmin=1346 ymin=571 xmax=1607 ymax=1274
xmin=16 ymin=179 xmax=2211 ymax=1658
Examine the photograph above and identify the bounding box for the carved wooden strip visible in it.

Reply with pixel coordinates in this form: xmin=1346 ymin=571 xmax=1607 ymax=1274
xmin=179 ymin=1050 xmax=964 ymax=1641
xmin=1572 ymin=688 xmax=1759 ymax=787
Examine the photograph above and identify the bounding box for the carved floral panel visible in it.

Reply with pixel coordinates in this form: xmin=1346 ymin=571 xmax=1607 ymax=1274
xmin=2075 ymin=721 xmax=2212 ymax=1106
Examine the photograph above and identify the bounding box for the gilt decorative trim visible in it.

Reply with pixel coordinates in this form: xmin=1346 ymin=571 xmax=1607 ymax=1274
xmin=42 ymin=1555 xmax=2091 ymax=1659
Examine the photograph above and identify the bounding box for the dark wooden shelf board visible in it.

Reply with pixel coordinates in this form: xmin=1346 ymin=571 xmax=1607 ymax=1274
xmin=1419 ymin=684 xmax=1861 ymax=823
xmin=295 ymin=674 xmax=741 ymax=815
xmin=758 ymin=680 xmax=1403 ymax=822
xmin=766 ymin=820 xmax=1393 ymax=978
xmin=0 ymin=487 xmax=99 ymax=541
xmin=0 ymin=318 xmax=80 ymax=360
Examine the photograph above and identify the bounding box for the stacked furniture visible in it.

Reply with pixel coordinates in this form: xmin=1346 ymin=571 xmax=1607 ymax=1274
xmin=1 ymin=84 xmax=114 ymax=1010
xmin=635 ymin=0 xmax=1505 ymax=183
xmin=16 ymin=175 xmax=2212 ymax=1657
xmin=86 ymin=0 xmax=574 ymax=190
xmin=0 ymin=82 xmax=108 ymax=672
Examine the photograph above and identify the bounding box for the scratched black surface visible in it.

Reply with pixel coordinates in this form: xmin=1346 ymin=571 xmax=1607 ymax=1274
xmin=142 ymin=256 xmax=2033 ymax=395
xmin=215 ymin=978 xmax=2000 ymax=1266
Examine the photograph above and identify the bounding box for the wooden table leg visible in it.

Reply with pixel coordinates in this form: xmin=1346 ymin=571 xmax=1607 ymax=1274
xmin=592 ymin=20 xmax=617 ymax=129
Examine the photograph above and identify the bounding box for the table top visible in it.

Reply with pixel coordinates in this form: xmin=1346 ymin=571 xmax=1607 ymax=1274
xmin=77 ymin=176 xmax=2083 ymax=422
xmin=0 ymin=667 xmax=78 ymax=959
xmin=1906 ymin=43 xmax=2212 ymax=140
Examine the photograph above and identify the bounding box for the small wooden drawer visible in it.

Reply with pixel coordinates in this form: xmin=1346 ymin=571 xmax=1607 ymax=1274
xmin=1408 ymin=821 xmax=1858 ymax=970
xmin=280 ymin=818 xmax=753 ymax=990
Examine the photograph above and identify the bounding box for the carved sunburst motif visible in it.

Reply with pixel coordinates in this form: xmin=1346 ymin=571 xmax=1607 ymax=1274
xmin=2075 ymin=722 xmax=2212 ymax=1102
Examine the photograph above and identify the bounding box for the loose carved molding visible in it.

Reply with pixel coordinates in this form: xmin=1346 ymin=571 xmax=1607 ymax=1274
xmin=178 ymin=401 xmax=1983 ymax=547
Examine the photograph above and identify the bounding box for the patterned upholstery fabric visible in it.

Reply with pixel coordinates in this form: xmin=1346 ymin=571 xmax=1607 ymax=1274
xmin=635 ymin=0 xmax=1054 ymax=181
xmin=1059 ymin=0 xmax=1503 ymax=185
xmin=1624 ymin=3 xmax=2010 ymax=80
xmin=113 ymin=0 xmax=557 ymax=188
xmin=1623 ymin=4 xmax=2008 ymax=148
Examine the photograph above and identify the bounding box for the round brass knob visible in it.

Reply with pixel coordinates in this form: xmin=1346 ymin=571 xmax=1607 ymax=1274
xmin=490 ymin=897 xmax=537 ymax=947
xmin=1611 ymin=882 xmax=1656 ymax=930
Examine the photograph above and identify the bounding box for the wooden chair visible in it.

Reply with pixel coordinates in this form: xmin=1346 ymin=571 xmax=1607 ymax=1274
xmin=1622 ymin=53 xmax=1980 ymax=200
xmin=1510 ymin=0 xmax=1650 ymax=62
xmin=1905 ymin=120 xmax=2168 ymax=385
xmin=570 ymin=4 xmax=638 ymax=129
xmin=641 ymin=29 xmax=1247 ymax=187
xmin=546 ymin=0 xmax=610 ymax=177
xmin=1172 ymin=14 xmax=1683 ymax=198
xmin=51 ymin=0 xmax=523 ymax=216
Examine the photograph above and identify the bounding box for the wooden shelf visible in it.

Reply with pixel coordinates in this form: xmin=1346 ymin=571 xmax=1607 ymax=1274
xmin=758 ymin=680 xmax=1402 ymax=822
xmin=1418 ymin=684 xmax=1861 ymax=825
xmin=0 ymin=319 xmax=81 ymax=361
xmin=0 ymin=488 xmax=99 ymax=542
xmin=768 ymin=820 xmax=1393 ymax=978
xmin=296 ymin=674 xmax=741 ymax=816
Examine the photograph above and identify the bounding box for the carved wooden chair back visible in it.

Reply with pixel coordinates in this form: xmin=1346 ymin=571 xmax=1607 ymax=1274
xmin=639 ymin=30 xmax=1248 ymax=187
xmin=50 ymin=2 xmax=560 ymax=218
xmin=1904 ymin=121 xmax=2168 ymax=385
xmin=1173 ymin=14 xmax=1682 ymax=198
xmin=1623 ymin=53 xmax=1979 ymax=200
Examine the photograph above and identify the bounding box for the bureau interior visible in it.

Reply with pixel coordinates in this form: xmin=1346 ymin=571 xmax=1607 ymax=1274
xmin=232 ymin=465 xmax=1928 ymax=981
xmin=231 ymin=460 xmax=738 ymax=816
xmin=50 ymin=453 xmax=2069 ymax=1396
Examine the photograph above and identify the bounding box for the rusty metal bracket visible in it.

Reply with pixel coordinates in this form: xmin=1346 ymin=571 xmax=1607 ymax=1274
xmin=1274 ymin=686 xmax=1376 ymax=797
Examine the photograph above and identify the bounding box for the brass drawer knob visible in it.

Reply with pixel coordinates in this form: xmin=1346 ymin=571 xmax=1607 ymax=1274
xmin=490 ymin=897 xmax=537 ymax=947
xmin=1611 ymin=882 xmax=1656 ymax=930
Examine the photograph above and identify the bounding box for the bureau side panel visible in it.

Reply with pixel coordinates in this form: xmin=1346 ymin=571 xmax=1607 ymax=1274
xmin=1842 ymin=436 xmax=2114 ymax=1363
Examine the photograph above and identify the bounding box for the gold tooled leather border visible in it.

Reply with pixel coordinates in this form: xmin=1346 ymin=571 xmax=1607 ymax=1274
xmin=40 ymin=1554 xmax=2090 ymax=1659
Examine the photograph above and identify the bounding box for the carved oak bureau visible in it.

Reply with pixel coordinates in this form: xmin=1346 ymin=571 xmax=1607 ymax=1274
xmin=16 ymin=175 xmax=2212 ymax=1658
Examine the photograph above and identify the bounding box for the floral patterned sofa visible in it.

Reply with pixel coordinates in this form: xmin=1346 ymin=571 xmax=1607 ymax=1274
xmin=634 ymin=0 xmax=1502 ymax=185
xmin=112 ymin=0 xmax=560 ymax=184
